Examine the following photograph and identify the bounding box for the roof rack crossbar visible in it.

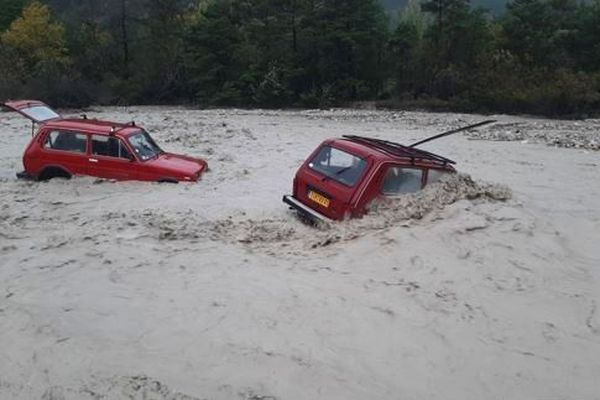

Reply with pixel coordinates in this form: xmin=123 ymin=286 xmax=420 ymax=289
xmin=409 ymin=120 xmax=496 ymax=148
xmin=342 ymin=135 xmax=456 ymax=165
xmin=344 ymin=135 xmax=444 ymax=162
xmin=110 ymin=121 xmax=137 ymax=134
xmin=364 ymin=136 xmax=454 ymax=164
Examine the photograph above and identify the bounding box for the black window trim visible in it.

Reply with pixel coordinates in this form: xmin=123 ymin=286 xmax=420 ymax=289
xmin=91 ymin=134 xmax=135 ymax=161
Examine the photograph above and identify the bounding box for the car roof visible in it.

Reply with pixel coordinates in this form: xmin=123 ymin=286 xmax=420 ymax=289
xmin=42 ymin=118 xmax=142 ymax=137
xmin=327 ymin=136 xmax=455 ymax=169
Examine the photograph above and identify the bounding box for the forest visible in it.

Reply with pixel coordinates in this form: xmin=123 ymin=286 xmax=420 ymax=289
xmin=0 ymin=0 xmax=599 ymax=116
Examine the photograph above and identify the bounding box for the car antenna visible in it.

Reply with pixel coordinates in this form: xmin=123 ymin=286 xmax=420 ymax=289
xmin=409 ymin=120 xmax=496 ymax=148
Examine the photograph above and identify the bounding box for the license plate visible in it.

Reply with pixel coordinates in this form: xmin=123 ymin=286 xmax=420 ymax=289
xmin=308 ymin=190 xmax=330 ymax=208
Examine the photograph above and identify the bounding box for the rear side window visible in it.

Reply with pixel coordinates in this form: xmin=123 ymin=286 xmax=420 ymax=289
xmin=427 ymin=169 xmax=448 ymax=185
xmin=309 ymin=146 xmax=367 ymax=187
xmin=44 ymin=131 xmax=87 ymax=153
xmin=92 ymin=135 xmax=132 ymax=159
xmin=382 ymin=167 xmax=423 ymax=195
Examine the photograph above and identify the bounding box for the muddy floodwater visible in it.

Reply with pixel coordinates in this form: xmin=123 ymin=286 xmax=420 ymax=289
xmin=1 ymin=107 xmax=599 ymax=400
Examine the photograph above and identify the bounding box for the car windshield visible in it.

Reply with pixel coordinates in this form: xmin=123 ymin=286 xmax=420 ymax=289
xmin=308 ymin=145 xmax=367 ymax=187
xmin=127 ymin=130 xmax=163 ymax=161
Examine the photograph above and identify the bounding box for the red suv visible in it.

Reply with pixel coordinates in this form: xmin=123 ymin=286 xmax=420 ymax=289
xmin=283 ymin=121 xmax=494 ymax=223
xmin=3 ymin=100 xmax=207 ymax=182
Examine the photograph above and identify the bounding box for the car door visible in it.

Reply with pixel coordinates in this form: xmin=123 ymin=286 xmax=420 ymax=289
xmin=42 ymin=130 xmax=90 ymax=176
xmin=88 ymin=134 xmax=136 ymax=180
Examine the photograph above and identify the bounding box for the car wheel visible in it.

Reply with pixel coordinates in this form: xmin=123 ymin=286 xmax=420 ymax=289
xmin=157 ymin=178 xmax=178 ymax=184
xmin=38 ymin=167 xmax=71 ymax=181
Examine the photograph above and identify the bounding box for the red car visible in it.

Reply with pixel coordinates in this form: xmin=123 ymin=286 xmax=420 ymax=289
xmin=283 ymin=121 xmax=495 ymax=223
xmin=3 ymin=100 xmax=208 ymax=182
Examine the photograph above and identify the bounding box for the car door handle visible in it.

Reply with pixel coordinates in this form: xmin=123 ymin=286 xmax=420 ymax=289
xmin=89 ymin=158 xmax=98 ymax=163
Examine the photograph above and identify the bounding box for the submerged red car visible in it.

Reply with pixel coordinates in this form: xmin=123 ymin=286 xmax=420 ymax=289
xmin=283 ymin=121 xmax=495 ymax=223
xmin=2 ymin=100 xmax=207 ymax=182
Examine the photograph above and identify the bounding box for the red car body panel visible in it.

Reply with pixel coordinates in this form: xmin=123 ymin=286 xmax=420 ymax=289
xmin=283 ymin=136 xmax=456 ymax=222
xmin=131 ymin=152 xmax=208 ymax=182
xmin=3 ymin=100 xmax=208 ymax=182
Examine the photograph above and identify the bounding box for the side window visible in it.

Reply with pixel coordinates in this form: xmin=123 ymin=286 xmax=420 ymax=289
xmin=382 ymin=167 xmax=423 ymax=195
xmin=91 ymin=135 xmax=132 ymax=160
xmin=427 ymin=169 xmax=448 ymax=185
xmin=44 ymin=131 xmax=87 ymax=153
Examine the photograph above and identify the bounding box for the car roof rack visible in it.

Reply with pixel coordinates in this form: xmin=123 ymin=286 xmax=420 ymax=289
xmin=342 ymin=135 xmax=456 ymax=165
xmin=109 ymin=121 xmax=137 ymax=134
xmin=342 ymin=120 xmax=497 ymax=166
xmin=408 ymin=120 xmax=496 ymax=148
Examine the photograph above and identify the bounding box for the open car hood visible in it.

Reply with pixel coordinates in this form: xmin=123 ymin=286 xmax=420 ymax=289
xmin=2 ymin=100 xmax=61 ymax=123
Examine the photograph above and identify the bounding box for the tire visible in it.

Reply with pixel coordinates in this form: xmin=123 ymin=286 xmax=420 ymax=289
xmin=37 ymin=167 xmax=71 ymax=181
xmin=157 ymin=178 xmax=178 ymax=184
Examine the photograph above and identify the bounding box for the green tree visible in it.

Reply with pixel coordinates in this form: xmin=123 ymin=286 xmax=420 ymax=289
xmin=184 ymin=0 xmax=388 ymax=106
xmin=400 ymin=0 xmax=430 ymax=39
xmin=0 ymin=2 xmax=94 ymax=105
xmin=418 ymin=0 xmax=493 ymax=99
xmin=422 ymin=0 xmax=492 ymax=68
xmin=571 ymin=0 xmax=600 ymax=72
xmin=389 ymin=0 xmax=429 ymax=95
xmin=501 ymin=0 xmax=578 ymax=68
xmin=0 ymin=0 xmax=27 ymax=32
xmin=134 ymin=0 xmax=191 ymax=101
xmin=308 ymin=0 xmax=389 ymax=100
xmin=184 ymin=0 xmax=249 ymax=105
xmin=1 ymin=1 xmax=70 ymax=74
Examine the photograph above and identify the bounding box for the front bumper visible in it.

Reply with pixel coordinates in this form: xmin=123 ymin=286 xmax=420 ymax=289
xmin=282 ymin=195 xmax=331 ymax=226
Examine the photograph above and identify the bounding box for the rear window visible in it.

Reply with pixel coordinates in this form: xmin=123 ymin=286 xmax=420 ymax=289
xmin=44 ymin=131 xmax=87 ymax=153
xmin=309 ymin=146 xmax=367 ymax=187
xmin=21 ymin=105 xmax=60 ymax=122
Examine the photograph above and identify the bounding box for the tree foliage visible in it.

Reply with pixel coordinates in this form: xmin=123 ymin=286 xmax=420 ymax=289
xmin=0 ymin=0 xmax=599 ymax=115
xmin=0 ymin=0 xmax=28 ymax=32
xmin=1 ymin=2 xmax=69 ymax=72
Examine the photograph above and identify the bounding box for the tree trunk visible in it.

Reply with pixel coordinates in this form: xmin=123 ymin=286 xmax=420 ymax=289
xmin=120 ymin=0 xmax=129 ymax=78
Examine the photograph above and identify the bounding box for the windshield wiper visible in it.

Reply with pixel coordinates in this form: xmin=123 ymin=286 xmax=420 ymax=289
xmin=320 ymin=166 xmax=352 ymax=182
xmin=335 ymin=166 xmax=353 ymax=176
